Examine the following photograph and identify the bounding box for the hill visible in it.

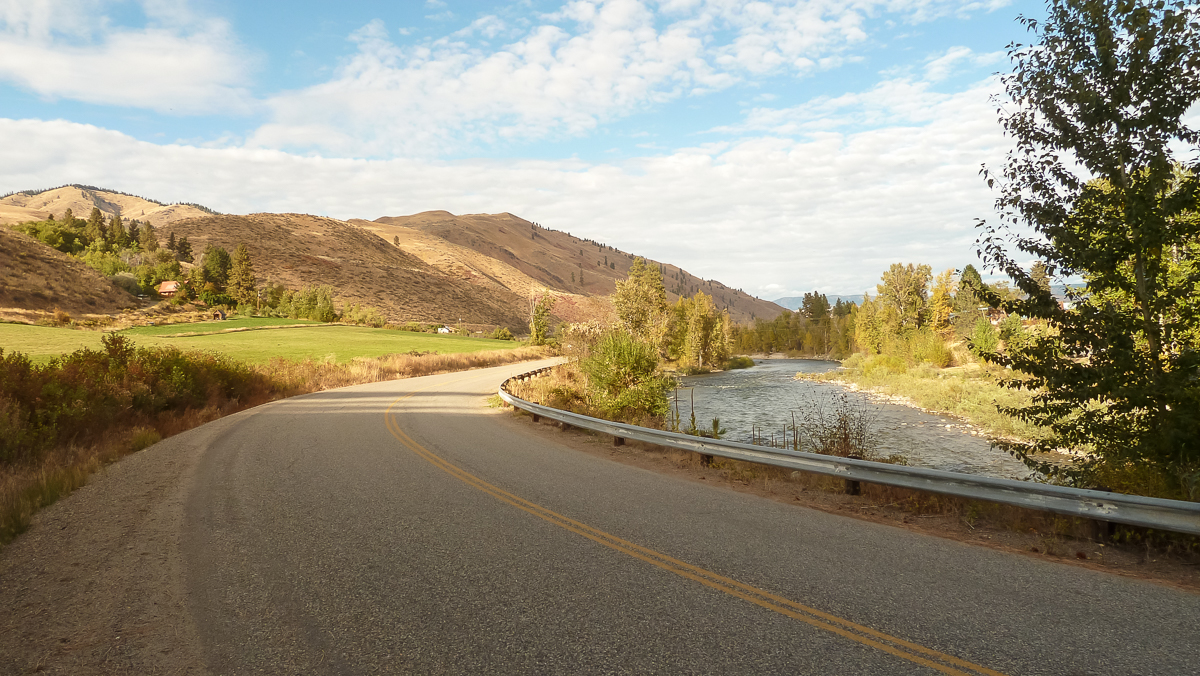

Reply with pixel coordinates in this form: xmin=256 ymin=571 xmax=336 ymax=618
xmin=0 ymin=185 xmax=215 ymax=227
xmin=1 ymin=186 xmax=785 ymax=329
xmin=0 ymin=227 xmax=137 ymax=316
xmin=362 ymin=211 xmax=784 ymax=324
xmin=159 ymin=213 xmax=529 ymax=328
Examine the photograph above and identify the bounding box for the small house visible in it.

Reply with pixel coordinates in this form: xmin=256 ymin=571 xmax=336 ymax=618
xmin=437 ymin=326 xmax=451 ymax=334
xmin=157 ymin=280 xmax=181 ymax=298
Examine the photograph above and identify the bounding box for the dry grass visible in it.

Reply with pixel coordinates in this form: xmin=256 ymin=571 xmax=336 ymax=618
xmin=260 ymin=347 xmax=548 ymax=394
xmin=0 ymin=345 xmax=548 ymax=547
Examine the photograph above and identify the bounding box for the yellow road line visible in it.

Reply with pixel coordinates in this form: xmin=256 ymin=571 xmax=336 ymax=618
xmin=385 ymin=371 xmax=1009 ymax=676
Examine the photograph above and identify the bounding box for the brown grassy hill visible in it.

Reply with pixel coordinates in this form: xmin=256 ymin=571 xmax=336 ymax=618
xmin=161 ymin=213 xmax=528 ymax=328
xmin=0 ymin=186 xmax=212 ymax=227
xmin=369 ymin=211 xmax=784 ymax=323
xmin=0 ymin=228 xmax=137 ymax=315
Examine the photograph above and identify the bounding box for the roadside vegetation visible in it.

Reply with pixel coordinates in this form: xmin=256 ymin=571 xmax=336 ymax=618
xmin=512 ymin=258 xmax=741 ymax=432
xmin=0 ymin=333 xmax=546 ymax=546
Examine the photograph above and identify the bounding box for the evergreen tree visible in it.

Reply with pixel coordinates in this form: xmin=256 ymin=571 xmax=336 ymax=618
xmin=167 ymin=232 xmax=177 ymax=252
xmin=140 ymin=222 xmax=158 ymax=252
xmin=84 ymin=207 xmax=105 ymax=245
xmin=201 ymin=245 xmax=230 ymax=287
xmin=110 ymin=215 xmax=128 ymax=249
xmin=175 ymin=236 xmax=194 ymax=263
xmin=227 ymin=243 xmax=258 ymax=306
xmin=127 ymin=220 xmax=141 ymax=249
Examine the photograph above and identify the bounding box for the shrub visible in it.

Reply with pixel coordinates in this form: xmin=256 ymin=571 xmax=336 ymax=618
xmin=109 ymin=272 xmax=140 ymax=296
xmin=490 ymin=327 xmax=515 ymax=341
xmin=343 ymin=303 xmax=387 ymax=328
xmin=725 ymin=355 xmax=755 ymax=370
xmin=578 ymin=331 xmax=673 ymax=421
xmin=909 ymin=329 xmax=953 ymax=368
xmin=862 ymin=354 xmax=907 ymax=376
xmin=0 ymin=335 xmax=266 ymax=465
xmin=970 ymin=318 xmax=1000 ymax=359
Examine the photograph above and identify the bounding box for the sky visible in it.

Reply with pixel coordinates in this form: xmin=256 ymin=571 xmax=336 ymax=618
xmin=0 ymin=0 xmax=1047 ymax=299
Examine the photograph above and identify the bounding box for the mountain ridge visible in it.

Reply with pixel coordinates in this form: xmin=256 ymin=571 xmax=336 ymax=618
xmin=1 ymin=187 xmax=785 ymax=328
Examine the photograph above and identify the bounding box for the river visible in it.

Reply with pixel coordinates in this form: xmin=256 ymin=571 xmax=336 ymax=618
xmin=678 ymin=359 xmax=1032 ymax=480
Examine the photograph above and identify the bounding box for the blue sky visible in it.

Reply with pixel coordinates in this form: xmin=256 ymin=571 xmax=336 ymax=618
xmin=0 ymin=0 xmax=1045 ymax=298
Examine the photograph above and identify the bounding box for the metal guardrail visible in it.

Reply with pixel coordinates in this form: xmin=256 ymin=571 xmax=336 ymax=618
xmin=499 ymin=367 xmax=1200 ymax=536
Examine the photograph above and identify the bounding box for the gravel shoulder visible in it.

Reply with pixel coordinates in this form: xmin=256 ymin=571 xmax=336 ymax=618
xmin=0 ymin=411 xmax=258 ymax=675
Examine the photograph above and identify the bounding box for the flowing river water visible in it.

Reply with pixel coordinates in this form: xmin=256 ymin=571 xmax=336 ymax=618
xmin=678 ymin=359 xmax=1032 ymax=480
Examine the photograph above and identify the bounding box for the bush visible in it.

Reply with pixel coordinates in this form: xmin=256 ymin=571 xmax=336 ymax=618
xmin=108 ymin=273 xmax=140 ymax=296
xmin=343 ymin=303 xmax=386 ymax=328
xmin=578 ymin=331 xmax=673 ymax=421
xmin=970 ymin=318 xmax=1000 ymax=359
xmin=909 ymin=329 xmax=953 ymax=368
xmin=490 ymin=327 xmax=515 ymax=341
xmin=725 ymin=355 xmax=755 ymax=370
xmin=0 ymin=336 xmax=266 ymax=465
xmin=862 ymin=354 xmax=907 ymax=376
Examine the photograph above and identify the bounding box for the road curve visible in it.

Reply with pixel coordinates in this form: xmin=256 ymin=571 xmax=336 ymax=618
xmin=3 ymin=359 xmax=1198 ymax=675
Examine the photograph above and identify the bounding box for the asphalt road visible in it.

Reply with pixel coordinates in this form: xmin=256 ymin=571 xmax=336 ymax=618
xmin=3 ymin=359 xmax=1199 ymax=674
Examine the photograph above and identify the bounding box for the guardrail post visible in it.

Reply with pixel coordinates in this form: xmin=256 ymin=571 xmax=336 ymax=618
xmin=845 ymin=479 xmax=861 ymax=496
xmin=531 ymin=414 xmax=540 ymax=423
xmin=614 ymin=436 xmax=625 ymax=446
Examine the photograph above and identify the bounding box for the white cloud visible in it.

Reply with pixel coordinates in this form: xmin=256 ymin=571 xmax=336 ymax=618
xmin=2 ymin=67 xmax=1008 ymax=295
xmin=248 ymin=0 xmax=1000 ymax=156
xmin=0 ymin=0 xmax=254 ymax=113
xmin=923 ymin=45 xmax=1004 ymax=81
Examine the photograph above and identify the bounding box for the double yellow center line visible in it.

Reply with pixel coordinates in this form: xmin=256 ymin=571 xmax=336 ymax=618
xmin=384 ymin=373 xmax=1008 ymax=676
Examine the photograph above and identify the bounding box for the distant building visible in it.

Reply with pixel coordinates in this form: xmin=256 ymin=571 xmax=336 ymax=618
xmin=157 ymin=280 xmax=181 ymax=297
xmin=437 ymin=326 xmax=451 ymax=334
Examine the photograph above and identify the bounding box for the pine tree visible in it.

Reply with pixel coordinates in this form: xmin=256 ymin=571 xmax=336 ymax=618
xmin=140 ymin=222 xmax=158 ymax=252
xmin=167 ymin=232 xmax=177 ymax=252
xmin=110 ymin=215 xmax=128 ymax=249
xmin=175 ymin=236 xmax=194 ymax=263
xmin=127 ymin=220 xmax=141 ymax=249
xmin=85 ymin=208 xmax=105 ymax=245
xmin=227 ymin=243 xmax=258 ymax=306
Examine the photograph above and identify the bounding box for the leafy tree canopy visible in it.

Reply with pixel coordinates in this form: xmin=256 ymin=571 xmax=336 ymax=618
xmin=975 ymin=0 xmax=1200 ymax=495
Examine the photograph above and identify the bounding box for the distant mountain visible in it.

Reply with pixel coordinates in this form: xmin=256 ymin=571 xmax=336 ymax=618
xmin=772 ymin=294 xmax=866 ymax=311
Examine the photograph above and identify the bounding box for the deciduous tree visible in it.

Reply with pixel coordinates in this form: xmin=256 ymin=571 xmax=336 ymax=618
xmin=975 ymin=0 xmax=1200 ymax=492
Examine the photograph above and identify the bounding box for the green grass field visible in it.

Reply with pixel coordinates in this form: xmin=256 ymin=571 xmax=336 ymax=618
xmin=0 ymin=321 xmax=519 ymax=364
xmin=120 ymin=317 xmax=321 ymax=336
